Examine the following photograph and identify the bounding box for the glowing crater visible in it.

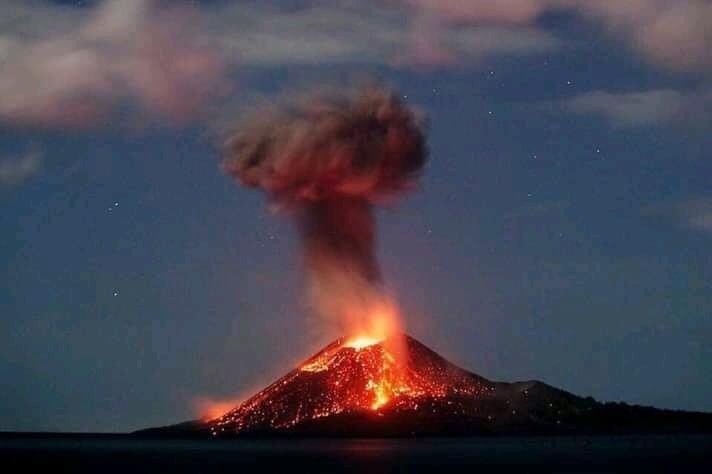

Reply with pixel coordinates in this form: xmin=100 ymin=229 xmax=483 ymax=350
xmin=344 ymin=336 xmax=382 ymax=350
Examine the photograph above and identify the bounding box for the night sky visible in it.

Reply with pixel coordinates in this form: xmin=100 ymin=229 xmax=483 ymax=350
xmin=2 ymin=0 xmax=711 ymax=432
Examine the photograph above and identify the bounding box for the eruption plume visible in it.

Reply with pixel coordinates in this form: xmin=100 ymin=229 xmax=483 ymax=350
xmin=222 ymin=86 xmax=427 ymax=338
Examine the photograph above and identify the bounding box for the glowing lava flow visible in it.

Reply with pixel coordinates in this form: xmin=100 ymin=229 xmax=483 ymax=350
xmin=369 ymin=380 xmax=391 ymax=410
xmin=209 ymin=334 xmax=494 ymax=436
xmin=301 ymin=335 xmax=403 ymax=411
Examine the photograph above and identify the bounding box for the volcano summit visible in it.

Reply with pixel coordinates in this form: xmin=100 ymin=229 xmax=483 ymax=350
xmin=140 ymin=334 xmax=712 ymax=437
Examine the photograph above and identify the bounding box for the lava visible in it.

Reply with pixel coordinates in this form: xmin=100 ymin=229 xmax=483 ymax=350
xmin=215 ymin=87 xmax=433 ymax=435
xmin=148 ymin=335 xmax=712 ymax=438
xmin=344 ymin=336 xmax=382 ymax=350
xmin=208 ymin=334 xmax=495 ymax=436
xmin=368 ymin=379 xmax=392 ymax=410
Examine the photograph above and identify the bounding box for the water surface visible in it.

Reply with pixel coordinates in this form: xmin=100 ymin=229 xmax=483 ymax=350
xmin=3 ymin=434 xmax=711 ymax=472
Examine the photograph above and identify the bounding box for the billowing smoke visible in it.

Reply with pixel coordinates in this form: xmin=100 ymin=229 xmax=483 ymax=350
xmin=222 ymin=86 xmax=427 ymax=333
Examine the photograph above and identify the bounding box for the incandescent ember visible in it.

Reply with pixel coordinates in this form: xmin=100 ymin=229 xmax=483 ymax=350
xmin=140 ymin=333 xmax=712 ymax=438
xmin=209 ymin=334 xmax=497 ymax=437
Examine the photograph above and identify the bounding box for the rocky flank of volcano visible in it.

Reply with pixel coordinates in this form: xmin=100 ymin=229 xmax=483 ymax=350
xmin=139 ymin=335 xmax=712 ymax=437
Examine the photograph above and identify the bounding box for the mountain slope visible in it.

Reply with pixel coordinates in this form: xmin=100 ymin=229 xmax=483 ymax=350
xmin=138 ymin=334 xmax=712 ymax=437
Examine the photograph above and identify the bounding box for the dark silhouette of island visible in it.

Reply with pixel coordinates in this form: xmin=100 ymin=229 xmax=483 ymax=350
xmin=138 ymin=334 xmax=712 ymax=437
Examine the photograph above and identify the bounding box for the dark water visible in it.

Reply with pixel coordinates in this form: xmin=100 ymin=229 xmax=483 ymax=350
xmin=2 ymin=434 xmax=711 ymax=473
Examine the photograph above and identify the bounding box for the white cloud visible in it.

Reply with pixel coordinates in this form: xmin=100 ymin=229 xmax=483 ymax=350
xmin=405 ymin=0 xmax=712 ymax=72
xmin=563 ymin=88 xmax=712 ymax=128
xmin=0 ymin=0 xmax=226 ymax=128
xmin=564 ymin=89 xmax=688 ymax=127
xmin=0 ymin=150 xmax=42 ymax=188
xmin=201 ymin=2 xmax=560 ymax=67
xmin=0 ymin=0 xmax=566 ymax=128
xmin=1 ymin=0 xmax=711 ymax=130
xmin=404 ymin=0 xmax=557 ymax=25
xmin=0 ymin=0 xmax=565 ymax=129
xmin=577 ymin=0 xmax=712 ymax=73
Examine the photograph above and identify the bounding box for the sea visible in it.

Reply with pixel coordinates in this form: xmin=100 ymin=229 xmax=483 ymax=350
xmin=2 ymin=434 xmax=711 ymax=472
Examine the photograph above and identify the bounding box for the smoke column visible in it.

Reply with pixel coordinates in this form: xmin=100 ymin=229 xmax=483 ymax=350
xmin=223 ymin=86 xmax=427 ymax=335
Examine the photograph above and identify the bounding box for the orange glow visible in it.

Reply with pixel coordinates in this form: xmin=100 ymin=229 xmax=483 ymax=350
xmin=339 ymin=298 xmax=408 ymax=409
xmin=369 ymin=379 xmax=392 ymax=410
xmin=343 ymin=297 xmax=403 ymax=350
xmin=207 ymin=296 xmax=492 ymax=434
xmin=194 ymin=397 xmax=243 ymax=421
xmin=344 ymin=336 xmax=382 ymax=350
xmin=209 ymin=333 xmax=494 ymax=436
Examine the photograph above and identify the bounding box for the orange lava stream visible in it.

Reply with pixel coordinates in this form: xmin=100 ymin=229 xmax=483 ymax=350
xmin=209 ymin=331 xmax=493 ymax=436
xmin=209 ymin=301 xmax=497 ymax=436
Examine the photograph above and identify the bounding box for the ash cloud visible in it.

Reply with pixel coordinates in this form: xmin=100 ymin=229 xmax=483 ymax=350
xmin=222 ymin=86 xmax=427 ymax=330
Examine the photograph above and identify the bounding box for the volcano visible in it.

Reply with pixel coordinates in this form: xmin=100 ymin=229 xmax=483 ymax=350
xmin=140 ymin=334 xmax=712 ymax=437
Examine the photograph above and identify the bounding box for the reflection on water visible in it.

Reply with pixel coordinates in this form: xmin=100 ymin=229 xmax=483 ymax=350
xmin=2 ymin=435 xmax=712 ymax=472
